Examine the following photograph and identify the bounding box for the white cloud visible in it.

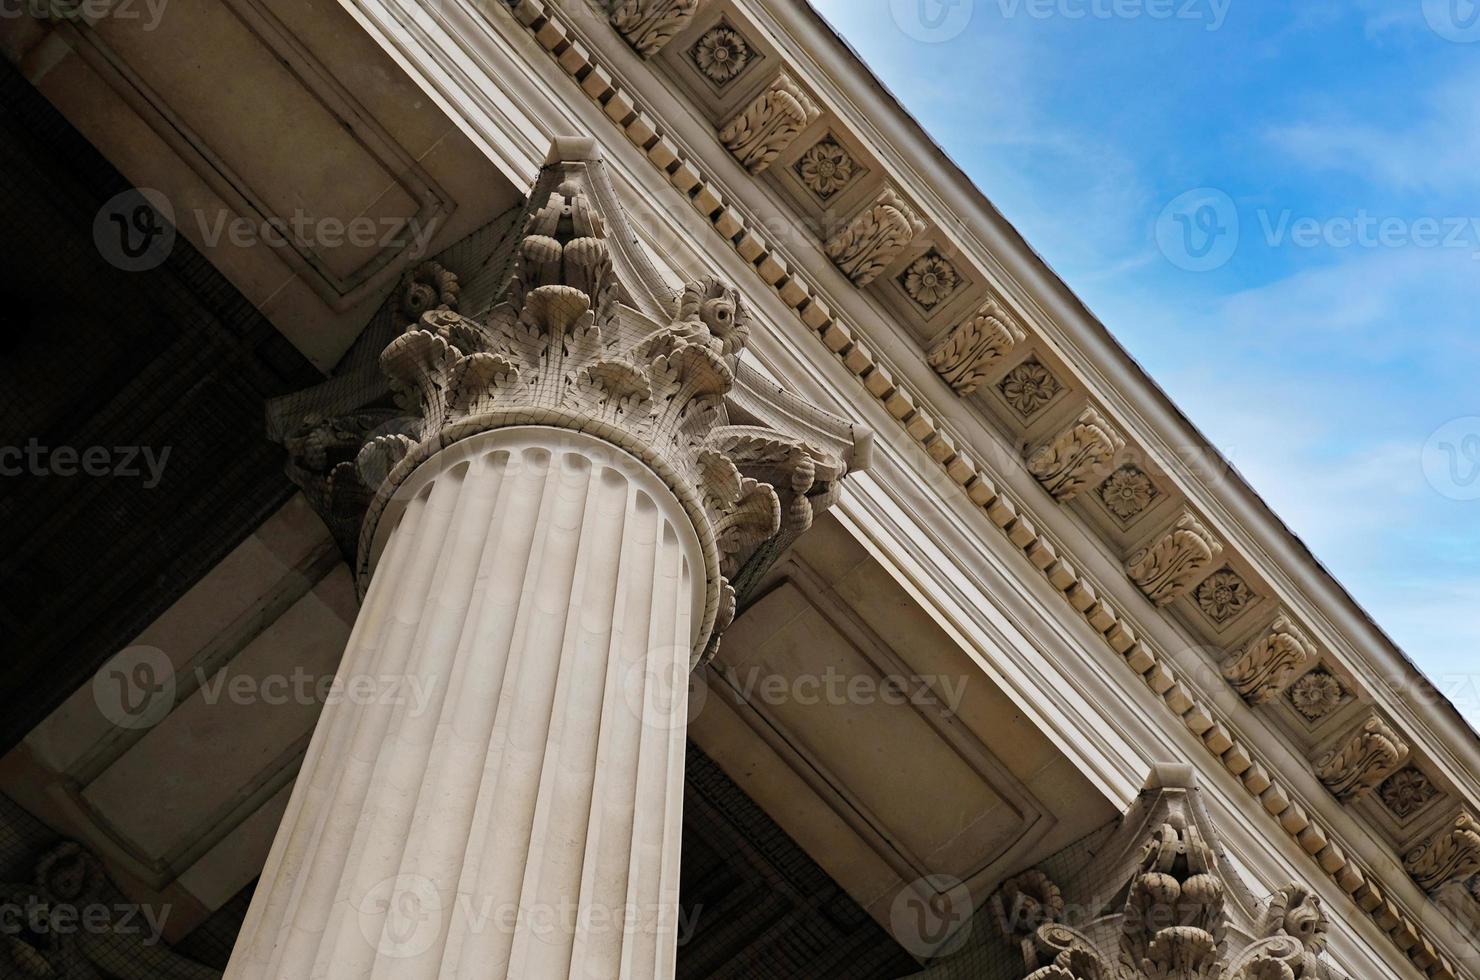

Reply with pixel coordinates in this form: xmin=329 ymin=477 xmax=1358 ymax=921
xmin=1265 ymin=66 xmax=1480 ymax=192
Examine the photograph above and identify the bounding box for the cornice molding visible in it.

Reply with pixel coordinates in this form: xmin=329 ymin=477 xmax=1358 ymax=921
xmin=476 ymin=2 xmax=1480 ymax=975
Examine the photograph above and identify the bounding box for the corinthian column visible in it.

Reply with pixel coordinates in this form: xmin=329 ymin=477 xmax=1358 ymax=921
xmin=229 ymin=140 xmax=858 ymax=979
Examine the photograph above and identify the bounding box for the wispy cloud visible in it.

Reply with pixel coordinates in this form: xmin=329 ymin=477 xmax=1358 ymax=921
xmin=1265 ymin=66 xmax=1480 ymax=192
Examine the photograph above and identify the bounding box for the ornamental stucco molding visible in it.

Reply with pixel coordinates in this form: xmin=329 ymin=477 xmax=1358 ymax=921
xmin=1222 ymin=613 xmax=1319 ymax=706
xmin=1404 ymin=811 xmax=1480 ymax=893
xmin=1126 ymin=511 xmax=1223 ymax=607
xmin=1315 ymin=713 xmax=1411 ymax=804
xmin=1025 ymin=407 xmax=1126 ymax=503
xmin=825 ymin=187 xmax=925 ymax=287
xmin=719 ymin=72 xmax=819 ymax=175
xmin=609 ymin=0 xmax=700 ymax=58
xmin=991 ymin=769 xmax=1334 ymax=980
xmin=927 ymin=297 xmax=1028 ymax=396
xmin=486 ymin=4 xmax=1477 ymax=973
xmin=277 ymin=142 xmax=859 ymax=664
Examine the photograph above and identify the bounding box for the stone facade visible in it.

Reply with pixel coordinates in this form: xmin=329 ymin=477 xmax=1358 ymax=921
xmin=0 ymin=1 xmax=1475 ymax=979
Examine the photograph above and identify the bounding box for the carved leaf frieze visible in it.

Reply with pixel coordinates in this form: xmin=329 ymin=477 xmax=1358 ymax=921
xmin=927 ymin=298 xmax=1027 ymax=396
xmin=1026 ymin=407 xmax=1126 ymax=502
xmin=825 ymin=187 xmax=924 ymax=287
xmin=1405 ymin=811 xmax=1480 ymax=892
xmin=719 ymin=73 xmax=819 ymax=175
xmin=1222 ymin=614 xmax=1318 ymax=706
xmin=610 ymin=0 xmax=701 ymax=58
xmin=1314 ymin=713 xmax=1410 ymax=803
xmin=1127 ymin=512 xmax=1223 ymax=607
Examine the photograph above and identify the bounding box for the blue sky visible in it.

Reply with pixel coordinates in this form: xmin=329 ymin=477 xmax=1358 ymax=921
xmin=809 ymin=0 xmax=1480 ymax=727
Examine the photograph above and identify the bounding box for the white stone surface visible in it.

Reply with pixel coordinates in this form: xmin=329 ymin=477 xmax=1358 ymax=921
xmin=227 ymin=427 xmax=704 ymax=979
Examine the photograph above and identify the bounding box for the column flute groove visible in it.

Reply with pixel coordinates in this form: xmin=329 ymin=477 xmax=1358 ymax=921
xmin=242 ymin=140 xmax=860 ymax=980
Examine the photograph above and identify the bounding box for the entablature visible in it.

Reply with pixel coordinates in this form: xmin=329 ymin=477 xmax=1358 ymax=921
xmin=449 ymin=2 xmax=1480 ymax=977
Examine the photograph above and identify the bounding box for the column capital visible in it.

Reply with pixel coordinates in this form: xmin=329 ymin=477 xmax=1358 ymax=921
xmin=277 ymin=141 xmax=867 ymax=662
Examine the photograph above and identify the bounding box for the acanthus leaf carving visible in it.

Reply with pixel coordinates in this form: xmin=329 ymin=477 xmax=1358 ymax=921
xmin=1127 ymin=511 xmax=1223 ymax=607
xmin=609 ymin=0 xmax=701 ymax=58
xmin=1404 ymin=810 xmax=1480 ymax=892
xmin=1313 ymin=713 xmax=1410 ymax=803
xmin=997 ymin=770 xmax=1341 ymax=980
xmin=719 ymin=72 xmax=820 ymax=175
xmin=1027 ymin=924 xmax=1113 ymax=980
xmin=1222 ymin=613 xmax=1318 ymax=706
xmin=927 ymin=298 xmax=1027 ymax=395
xmin=1026 ymin=407 xmax=1127 ymax=502
xmin=825 ymin=187 xmax=925 ymax=287
xmin=277 ymin=145 xmax=859 ymax=664
xmin=1119 ymin=817 xmax=1226 ymax=980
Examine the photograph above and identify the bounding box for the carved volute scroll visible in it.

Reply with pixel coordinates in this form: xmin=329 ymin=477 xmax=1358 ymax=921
xmin=276 ymin=141 xmax=863 ymax=664
xmin=396 ymin=259 xmax=460 ymax=329
xmin=1314 ymin=713 xmax=1410 ymax=803
xmin=927 ymin=297 xmax=1027 ymax=396
xmin=1127 ymin=512 xmax=1224 ymax=607
xmin=609 ymin=0 xmax=701 ymax=57
xmin=719 ymin=72 xmax=820 ymax=174
xmin=1222 ymin=614 xmax=1319 ymax=706
xmin=1026 ymin=407 xmax=1126 ymax=502
xmin=825 ymin=187 xmax=925 ymax=287
xmin=1404 ymin=811 xmax=1480 ymax=893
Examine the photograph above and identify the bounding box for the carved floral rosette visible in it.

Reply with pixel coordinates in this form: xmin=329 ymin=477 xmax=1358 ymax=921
xmin=280 ymin=147 xmax=852 ymax=664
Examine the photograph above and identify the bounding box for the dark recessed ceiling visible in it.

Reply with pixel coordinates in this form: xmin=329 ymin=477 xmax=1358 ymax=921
xmin=0 ymin=59 xmax=323 ymax=753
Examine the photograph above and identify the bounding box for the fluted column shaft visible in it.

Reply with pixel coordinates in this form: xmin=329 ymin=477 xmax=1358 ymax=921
xmin=227 ymin=427 xmax=702 ymax=979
